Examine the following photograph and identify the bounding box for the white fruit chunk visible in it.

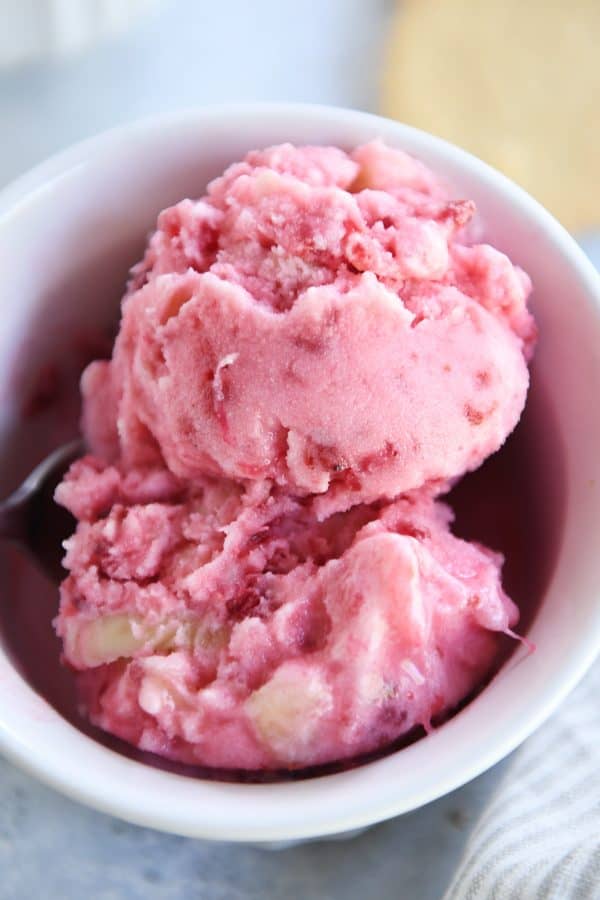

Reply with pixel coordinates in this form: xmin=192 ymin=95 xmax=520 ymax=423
xmin=245 ymin=663 xmax=333 ymax=763
xmin=64 ymin=614 xmax=227 ymax=668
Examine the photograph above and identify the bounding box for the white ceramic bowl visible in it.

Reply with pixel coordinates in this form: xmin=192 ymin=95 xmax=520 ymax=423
xmin=0 ymin=104 xmax=599 ymax=842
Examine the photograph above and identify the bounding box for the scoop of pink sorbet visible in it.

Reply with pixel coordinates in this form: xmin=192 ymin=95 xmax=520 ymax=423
xmin=83 ymin=141 xmax=535 ymax=513
xmin=54 ymin=141 xmax=534 ymax=771
xmin=55 ymin=457 xmax=517 ymax=770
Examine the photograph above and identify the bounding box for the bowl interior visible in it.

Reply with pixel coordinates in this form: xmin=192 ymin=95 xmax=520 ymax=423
xmin=0 ymin=106 xmax=597 ymax=839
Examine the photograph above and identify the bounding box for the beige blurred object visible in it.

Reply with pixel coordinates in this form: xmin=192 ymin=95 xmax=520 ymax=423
xmin=0 ymin=0 xmax=162 ymax=66
xmin=381 ymin=0 xmax=600 ymax=232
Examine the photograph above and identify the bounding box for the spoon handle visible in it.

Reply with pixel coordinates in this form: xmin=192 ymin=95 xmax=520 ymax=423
xmin=0 ymin=489 xmax=30 ymax=542
xmin=0 ymin=439 xmax=82 ymax=547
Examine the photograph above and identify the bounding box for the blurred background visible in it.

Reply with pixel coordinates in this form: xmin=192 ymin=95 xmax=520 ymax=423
xmin=0 ymin=2 xmax=598 ymax=898
xmin=2 ymin=0 xmax=598 ymax=240
xmin=0 ymin=0 xmax=388 ymax=187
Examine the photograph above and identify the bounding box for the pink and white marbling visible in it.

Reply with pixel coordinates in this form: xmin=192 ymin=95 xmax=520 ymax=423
xmin=55 ymin=142 xmax=534 ymax=770
xmin=56 ymin=460 xmax=516 ymax=769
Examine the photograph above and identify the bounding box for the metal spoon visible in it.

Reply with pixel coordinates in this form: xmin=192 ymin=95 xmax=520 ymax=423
xmin=0 ymin=440 xmax=82 ymax=582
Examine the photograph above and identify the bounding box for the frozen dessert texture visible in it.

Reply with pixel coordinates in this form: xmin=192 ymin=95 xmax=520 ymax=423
xmin=83 ymin=140 xmax=534 ymax=514
xmin=56 ymin=459 xmax=516 ymax=769
xmin=55 ymin=141 xmax=535 ymax=770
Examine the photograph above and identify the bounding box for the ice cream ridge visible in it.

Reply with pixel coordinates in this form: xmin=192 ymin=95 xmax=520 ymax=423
xmin=55 ymin=141 xmax=535 ymax=770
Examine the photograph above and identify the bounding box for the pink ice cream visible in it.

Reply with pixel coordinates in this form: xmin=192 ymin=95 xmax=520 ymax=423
xmin=83 ymin=141 xmax=534 ymax=515
xmin=56 ymin=458 xmax=516 ymax=769
xmin=55 ymin=141 xmax=534 ymax=771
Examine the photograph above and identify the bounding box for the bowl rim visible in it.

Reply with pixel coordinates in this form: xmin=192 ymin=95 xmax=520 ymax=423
xmin=1 ymin=102 xmax=599 ymax=842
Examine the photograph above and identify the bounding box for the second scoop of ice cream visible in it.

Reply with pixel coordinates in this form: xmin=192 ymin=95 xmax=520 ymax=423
xmin=83 ymin=141 xmax=535 ymax=513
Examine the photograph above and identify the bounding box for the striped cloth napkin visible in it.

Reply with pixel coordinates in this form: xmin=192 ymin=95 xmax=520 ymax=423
xmin=444 ymin=233 xmax=600 ymax=900
xmin=443 ymin=661 xmax=599 ymax=899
